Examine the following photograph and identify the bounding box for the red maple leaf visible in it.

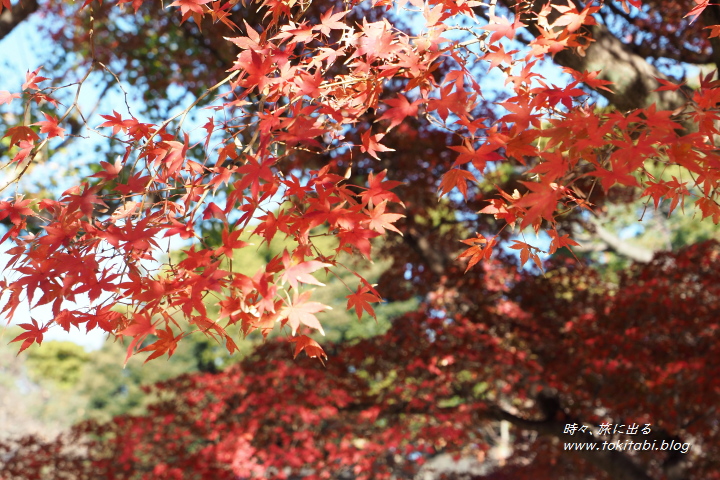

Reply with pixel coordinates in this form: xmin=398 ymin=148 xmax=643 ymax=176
xmin=654 ymin=77 xmax=686 ymax=92
xmin=3 ymin=126 xmax=40 ymax=147
xmin=548 ymin=229 xmax=580 ymax=254
xmin=551 ymin=4 xmax=599 ymax=33
xmin=10 ymin=319 xmax=49 ymax=354
xmin=98 ymin=111 xmax=136 ymax=136
xmin=22 ymin=67 xmax=49 ymax=91
xmin=118 ymin=313 xmax=158 ymax=366
xmin=377 ymin=94 xmax=420 ymax=130
xmin=449 ymin=141 xmax=502 ymax=170
xmin=338 ymin=228 xmax=380 ymax=258
xmin=360 ymin=131 xmax=395 ymax=160
xmin=509 ymin=240 xmax=543 ymax=269
xmin=214 ymin=229 xmax=250 ymax=257
xmin=90 ymin=158 xmax=123 ymax=182
xmin=590 ymin=162 xmax=640 ymax=192
xmin=359 ymin=170 xmax=403 ymax=207
xmin=33 ymin=113 xmax=65 ymax=139
xmin=346 ymin=285 xmax=381 ymax=319
xmin=0 ymin=197 xmax=34 ymax=226
xmin=139 ymin=327 xmax=185 ymax=363
xmin=316 ymin=8 xmax=348 ymax=36
xmin=514 ymin=181 xmax=566 ymax=229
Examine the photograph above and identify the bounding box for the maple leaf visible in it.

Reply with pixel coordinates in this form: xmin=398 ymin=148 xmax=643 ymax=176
xmin=654 ymin=77 xmax=686 ymax=92
xmin=316 ymin=8 xmax=348 ymax=36
xmin=482 ymin=15 xmax=526 ymax=43
xmin=509 ymin=240 xmax=543 ymax=269
xmin=235 ymin=154 xmax=276 ymax=200
xmin=479 ymin=198 xmax=517 ymax=226
xmin=0 ymin=197 xmax=34 ymax=226
xmin=438 ymin=168 xmax=477 ymax=199
xmin=280 ymin=250 xmax=331 ymax=290
xmin=514 ymin=181 xmax=566 ymax=229
xmin=346 ymin=285 xmax=381 ymax=319
xmin=551 ymin=4 xmax=599 ymax=33
xmin=364 ymin=200 xmax=404 ymax=234
xmin=696 ymin=197 xmax=720 ymax=223
xmin=685 ymin=0 xmax=709 ymax=23
xmin=377 ymin=94 xmax=420 ymax=130
xmin=10 ymin=319 xmax=49 ymax=354
xmin=99 ymin=111 xmax=136 ymax=135
xmin=562 ymin=68 xmax=614 ymax=93
xmin=0 ymin=90 xmax=20 ymax=106
xmin=54 ymin=309 xmax=83 ymax=332
xmin=705 ymin=24 xmax=720 ymax=38
xmin=360 ymin=131 xmax=395 ymax=160
xmin=427 ymin=83 xmax=474 ymax=121
xmin=61 ymin=184 xmax=108 ymax=219
xmin=22 ymin=67 xmax=48 ymax=91
xmin=482 ymin=44 xmax=516 ymax=71
xmin=89 ymin=157 xmax=123 ymax=181
xmin=359 ymin=170 xmax=403 ymax=207
xmin=214 ymin=229 xmax=250 ymax=257
xmin=281 ymin=290 xmax=329 ymax=336
xmin=500 ymin=100 xmax=542 ymax=131
xmin=338 ymin=228 xmax=380 ymax=258
xmin=449 ymin=141 xmax=502 ymax=170
xmin=169 ymin=0 xmax=212 ymax=16
xmin=139 ymin=327 xmax=185 ymax=363
xmin=33 ymin=113 xmax=65 ymax=139
xmin=458 ymin=234 xmax=495 ymax=272
xmin=118 ymin=313 xmax=158 ymax=366
xmin=548 ymin=229 xmax=580 ymax=254
xmin=291 ymin=335 xmax=327 ymax=363
xmin=590 ymin=162 xmax=640 ymax=192
xmin=3 ymin=126 xmax=39 ymax=146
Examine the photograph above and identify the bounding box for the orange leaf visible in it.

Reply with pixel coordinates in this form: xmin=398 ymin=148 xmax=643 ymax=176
xmin=438 ymin=169 xmax=477 ymax=199
xmin=291 ymin=335 xmax=327 ymax=363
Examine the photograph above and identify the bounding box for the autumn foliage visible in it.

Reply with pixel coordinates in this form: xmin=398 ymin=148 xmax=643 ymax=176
xmin=0 ymin=0 xmax=718 ymax=362
xmin=2 ymin=241 xmax=720 ymax=479
xmin=1 ymin=0 xmax=720 ymax=477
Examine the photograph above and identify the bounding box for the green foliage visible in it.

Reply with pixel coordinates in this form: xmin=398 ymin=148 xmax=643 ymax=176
xmin=26 ymin=341 xmax=89 ymax=388
xmin=75 ymin=335 xmax=234 ymax=422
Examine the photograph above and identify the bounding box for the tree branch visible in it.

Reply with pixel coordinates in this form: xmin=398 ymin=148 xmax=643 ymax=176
xmin=404 ymin=226 xmax=450 ymax=276
xmin=579 ymin=217 xmax=655 ymax=263
xmin=0 ymin=0 xmax=39 ymax=40
xmin=498 ymin=0 xmax=688 ymax=112
xmin=700 ymin=5 xmax=720 ymax=72
xmin=491 ymin=407 xmax=657 ymax=480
